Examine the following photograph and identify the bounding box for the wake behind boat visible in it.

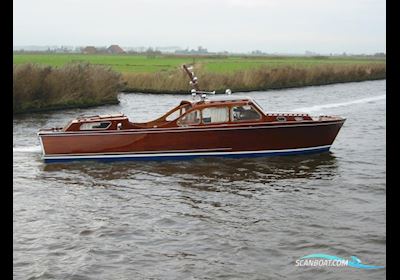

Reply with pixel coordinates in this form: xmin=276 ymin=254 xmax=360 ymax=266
xmin=38 ymin=65 xmax=345 ymax=163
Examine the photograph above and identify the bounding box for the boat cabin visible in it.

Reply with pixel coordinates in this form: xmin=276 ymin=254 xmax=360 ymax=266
xmin=57 ymin=96 xmax=312 ymax=132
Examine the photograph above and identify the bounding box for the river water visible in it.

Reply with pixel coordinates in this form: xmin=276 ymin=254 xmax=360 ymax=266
xmin=13 ymin=80 xmax=386 ymax=280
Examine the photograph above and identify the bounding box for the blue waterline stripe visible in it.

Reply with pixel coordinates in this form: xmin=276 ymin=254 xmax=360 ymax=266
xmin=43 ymin=146 xmax=331 ymax=163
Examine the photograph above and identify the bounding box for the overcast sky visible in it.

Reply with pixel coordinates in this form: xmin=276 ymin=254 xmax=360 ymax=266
xmin=13 ymin=0 xmax=386 ymax=54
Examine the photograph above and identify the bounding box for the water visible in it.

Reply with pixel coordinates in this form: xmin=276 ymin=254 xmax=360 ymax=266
xmin=13 ymin=80 xmax=386 ymax=279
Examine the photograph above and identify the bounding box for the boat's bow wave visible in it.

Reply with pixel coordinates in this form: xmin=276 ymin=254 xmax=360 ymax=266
xmin=13 ymin=146 xmax=42 ymax=153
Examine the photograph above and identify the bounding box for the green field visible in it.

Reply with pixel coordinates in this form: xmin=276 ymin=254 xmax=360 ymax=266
xmin=13 ymin=54 xmax=386 ymax=74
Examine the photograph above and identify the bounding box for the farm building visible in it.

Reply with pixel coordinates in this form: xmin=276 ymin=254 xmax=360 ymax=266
xmin=107 ymin=45 xmax=126 ymax=54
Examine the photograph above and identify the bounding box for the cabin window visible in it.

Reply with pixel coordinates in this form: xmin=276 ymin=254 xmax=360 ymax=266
xmin=202 ymin=107 xmax=229 ymax=124
xmin=166 ymin=109 xmax=180 ymax=121
xmin=231 ymin=105 xmax=261 ymax=121
xmin=80 ymin=121 xmax=111 ymax=130
xmin=177 ymin=110 xmax=201 ymax=126
xmin=166 ymin=104 xmax=190 ymax=121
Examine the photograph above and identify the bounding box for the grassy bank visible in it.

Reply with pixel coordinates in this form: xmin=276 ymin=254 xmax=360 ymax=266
xmin=13 ymin=54 xmax=386 ymax=114
xmin=13 ymin=63 xmax=122 ymax=114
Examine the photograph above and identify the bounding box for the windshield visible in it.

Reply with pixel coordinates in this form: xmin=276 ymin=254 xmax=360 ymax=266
xmin=252 ymin=99 xmax=265 ymax=113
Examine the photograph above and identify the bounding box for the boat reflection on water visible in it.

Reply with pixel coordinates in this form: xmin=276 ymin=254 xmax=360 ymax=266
xmin=41 ymin=152 xmax=338 ymax=194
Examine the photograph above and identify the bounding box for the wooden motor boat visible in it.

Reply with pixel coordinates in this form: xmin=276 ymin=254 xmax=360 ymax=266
xmin=38 ymin=65 xmax=345 ymax=162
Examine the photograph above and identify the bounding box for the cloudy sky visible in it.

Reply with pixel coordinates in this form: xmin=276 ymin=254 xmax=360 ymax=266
xmin=13 ymin=0 xmax=386 ymax=54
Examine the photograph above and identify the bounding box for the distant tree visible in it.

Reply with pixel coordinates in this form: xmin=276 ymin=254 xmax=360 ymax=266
xmin=374 ymin=52 xmax=385 ymax=57
xmin=251 ymin=50 xmax=264 ymax=55
xmin=145 ymin=47 xmax=161 ymax=57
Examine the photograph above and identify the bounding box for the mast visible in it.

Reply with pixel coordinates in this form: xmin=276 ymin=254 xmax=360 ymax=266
xmin=182 ymin=64 xmax=200 ymax=91
xmin=182 ymin=64 xmax=232 ymax=100
xmin=182 ymin=64 xmax=215 ymax=99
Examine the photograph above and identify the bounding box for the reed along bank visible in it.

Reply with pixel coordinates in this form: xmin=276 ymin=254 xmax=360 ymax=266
xmin=13 ymin=63 xmax=122 ymax=114
xmin=121 ymin=63 xmax=386 ymax=93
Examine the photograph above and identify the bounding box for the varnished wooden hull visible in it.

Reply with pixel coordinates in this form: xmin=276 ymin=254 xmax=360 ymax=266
xmin=38 ymin=119 xmax=345 ymax=162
